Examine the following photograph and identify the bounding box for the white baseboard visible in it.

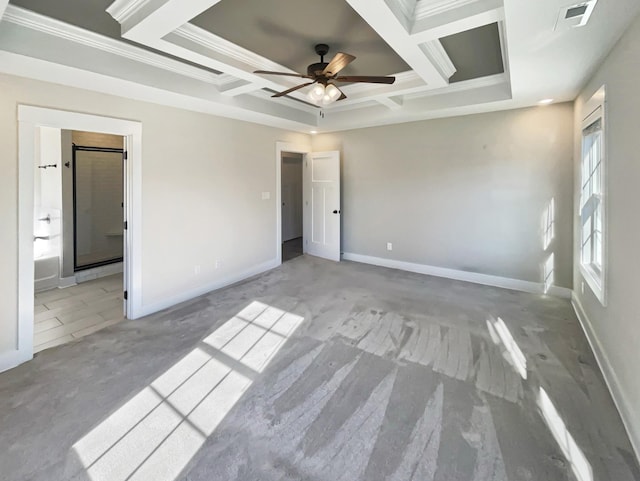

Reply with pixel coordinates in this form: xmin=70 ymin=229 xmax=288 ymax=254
xmin=342 ymin=252 xmax=572 ymax=299
xmin=0 ymin=349 xmax=32 ymax=374
xmin=137 ymin=258 xmax=279 ymax=318
xmin=571 ymin=293 xmax=640 ymax=464
xmin=58 ymin=276 xmax=77 ymax=288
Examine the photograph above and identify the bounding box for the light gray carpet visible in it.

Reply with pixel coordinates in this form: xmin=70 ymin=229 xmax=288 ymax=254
xmin=1 ymin=256 xmax=638 ymax=481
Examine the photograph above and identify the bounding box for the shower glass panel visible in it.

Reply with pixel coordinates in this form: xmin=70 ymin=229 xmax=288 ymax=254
xmin=73 ymin=146 xmax=124 ymax=270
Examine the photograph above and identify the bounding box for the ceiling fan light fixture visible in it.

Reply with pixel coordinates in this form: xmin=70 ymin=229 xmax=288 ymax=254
xmin=308 ymin=84 xmax=325 ymax=102
xmin=325 ymin=84 xmax=341 ymax=102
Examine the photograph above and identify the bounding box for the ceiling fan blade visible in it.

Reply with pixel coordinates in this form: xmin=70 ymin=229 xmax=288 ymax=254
xmin=254 ymin=70 xmax=311 ymax=79
xmin=322 ymin=53 xmax=356 ymax=76
xmin=335 ymin=75 xmax=396 ymax=84
xmin=272 ymin=82 xmax=315 ymax=98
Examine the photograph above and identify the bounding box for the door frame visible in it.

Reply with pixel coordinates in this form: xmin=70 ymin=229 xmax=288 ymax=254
xmin=15 ymin=106 xmax=142 ymax=369
xmin=275 ymin=141 xmax=310 ymax=265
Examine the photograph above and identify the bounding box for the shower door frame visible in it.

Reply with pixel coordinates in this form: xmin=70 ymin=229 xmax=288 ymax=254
xmin=72 ymin=144 xmax=125 ymax=271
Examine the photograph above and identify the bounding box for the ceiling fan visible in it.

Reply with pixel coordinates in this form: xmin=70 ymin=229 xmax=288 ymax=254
xmin=254 ymin=44 xmax=396 ymax=106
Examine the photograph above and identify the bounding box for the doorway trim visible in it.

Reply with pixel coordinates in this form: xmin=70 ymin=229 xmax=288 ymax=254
xmin=275 ymin=141 xmax=310 ymax=265
xmin=15 ymin=106 xmax=142 ymax=369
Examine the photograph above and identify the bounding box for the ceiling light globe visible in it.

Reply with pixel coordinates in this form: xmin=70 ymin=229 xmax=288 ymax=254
xmin=325 ymin=84 xmax=341 ymax=101
xmin=308 ymin=84 xmax=325 ymax=102
xmin=321 ymin=94 xmax=334 ymax=106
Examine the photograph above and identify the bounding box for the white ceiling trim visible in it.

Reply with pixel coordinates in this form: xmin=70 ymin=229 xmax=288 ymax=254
xmin=0 ymin=50 xmax=317 ymax=131
xmin=172 ymin=23 xmax=293 ymax=75
xmin=106 ymin=0 xmax=457 ymax=109
xmin=105 ymin=0 xmax=151 ymax=24
xmin=404 ymin=72 xmax=507 ymax=98
xmin=4 ymin=0 xmax=567 ymax=132
xmin=2 ymin=5 xmax=220 ymax=85
xmin=377 ymin=96 xmax=404 ymax=110
xmin=345 ymin=0 xmax=452 ymax=87
xmin=330 ymin=71 xmax=507 ymax=113
xmin=329 ymin=72 xmax=428 ymax=108
xmin=219 ymin=79 xmax=261 ymax=97
xmin=1 ymin=0 xmax=635 ymax=133
xmin=0 ymin=0 xmax=9 ymax=21
xmin=387 ymin=0 xmax=418 ymax=28
xmin=165 ymin=24 xmax=317 ymax=107
xmin=414 ymin=0 xmax=478 ymax=21
xmin=411 ymin=0 xmax=504 ymax=42
xmin=420 ymin=40 xmax=457 ymax=79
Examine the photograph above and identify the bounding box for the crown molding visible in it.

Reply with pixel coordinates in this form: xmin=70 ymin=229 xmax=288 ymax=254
xmin=329 ymin=72 xmax=506 ymax=114
xmin=414 ymin=0 xmax=478 ymax=21
xmin=172 ymin=23 xmax=299 ymax=76
xmin=106 ymin=0 xmax=151 ymax=24
xmin=420 ymin=40 xmax=457 ymax=79
xmin=388 ymin=0 xmax=418 ymax=26
xmin=404 ymin=72 xmax=507 ymax=99
xmin=3 ymin=5 xmax=219 ymax=85
xmin=0 ymin=0 xmax=9 ymax=21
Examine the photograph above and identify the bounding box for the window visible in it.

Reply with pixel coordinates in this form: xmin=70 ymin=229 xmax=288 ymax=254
xmin=579 ymin=86 xmax=606 ymax=305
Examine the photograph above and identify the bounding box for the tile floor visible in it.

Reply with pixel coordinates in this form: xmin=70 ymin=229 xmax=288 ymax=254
xmin=34 ymin=274 xmax=124 ymax=352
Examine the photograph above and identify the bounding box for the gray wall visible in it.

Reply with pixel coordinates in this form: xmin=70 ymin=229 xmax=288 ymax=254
xmin=572 ymin=13 xmax=640 ymax=457
xmin=0 ymin=72 xmax=308 ymax=355
xmin=313 ymin=103 xmax=574 ymax=288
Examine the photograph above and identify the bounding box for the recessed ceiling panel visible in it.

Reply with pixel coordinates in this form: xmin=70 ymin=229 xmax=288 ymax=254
xmin=440 ymin=23 xmax=504 ymax=83
xmin=192 ymin=0 xmax=409 ymax=77
xmin=9 ymin=0 xmax=222 ymax=73
xmin=11 ymin=0 xmax=119 ymax=37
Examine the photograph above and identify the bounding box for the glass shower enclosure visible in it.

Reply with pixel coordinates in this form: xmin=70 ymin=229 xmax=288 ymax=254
xmin=73 ymin=145 xmax=124 ymax=271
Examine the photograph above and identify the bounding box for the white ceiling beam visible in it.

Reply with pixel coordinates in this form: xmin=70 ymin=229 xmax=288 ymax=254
xmin=108 ymin=0 xmax=220 ymax=41
xmin=376 ymin=97 xmax=404 ymax=110
xmin=334 ymin=72 xmax=427 ymax=107
xmin=410 ymin=0 xmax=504 ymax=43
xmin=331 ymin=72 xmax=507 ymax=112
xmin=0 ymin=49 xmax=318 ymax=131
xmin=344 ymin=0 xmax=450 ymax=87
xmin=0 ymin=0 xmax=9 ymax=21
xmin=2 ymin=5 xmax=220 ymax=84
xmin=107 ymin=1 xmax=315 ymax=106
xmin=219 ymin=79 xmax=263 ymax=97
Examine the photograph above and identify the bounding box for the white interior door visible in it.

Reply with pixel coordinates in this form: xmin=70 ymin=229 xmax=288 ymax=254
xmin=304 ymin=151 xmax=340 ymax=261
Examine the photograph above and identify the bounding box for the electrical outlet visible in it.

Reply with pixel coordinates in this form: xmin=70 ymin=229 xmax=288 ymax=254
xmin=194 ymin=265 xmax=201 ymax=275
xmin=387 ymin=242 xmax=393 ymax=251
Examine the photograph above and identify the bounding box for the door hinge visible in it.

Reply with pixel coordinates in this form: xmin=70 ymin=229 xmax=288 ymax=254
xmin=124 ymin=221 xmax=128 ymax=230
xmin=124 ymin=151 xmax=128 ymax=160
xmin=124 ymin=290 xmax=128 ymax=300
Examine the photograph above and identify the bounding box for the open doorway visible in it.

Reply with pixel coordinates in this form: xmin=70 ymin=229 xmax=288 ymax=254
xmin=281 ymin=152 xmax=303 ymax=262
xmin=33 ymin=129 xmax=127 ymax=352
xmin=11 ymin=106 xmax=141 ymax=371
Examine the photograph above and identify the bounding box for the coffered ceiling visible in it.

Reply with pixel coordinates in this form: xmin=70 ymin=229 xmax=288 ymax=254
xmin=1 ymin=0 xmax=639 ymax=133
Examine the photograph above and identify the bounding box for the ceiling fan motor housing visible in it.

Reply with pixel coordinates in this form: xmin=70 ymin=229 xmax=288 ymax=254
xmin=308 ymin=43 xmax=331 ymax=77
xmin=307 ymin=62 xmax=329 ymax=77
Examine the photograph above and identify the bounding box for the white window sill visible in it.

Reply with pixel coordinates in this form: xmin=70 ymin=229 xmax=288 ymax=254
xmin=580 ymin=263 xmax=607 ymax=307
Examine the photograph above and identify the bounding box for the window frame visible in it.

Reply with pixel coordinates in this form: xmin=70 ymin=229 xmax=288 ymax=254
xmin=579 ymin=86 xmax=607 ymax=306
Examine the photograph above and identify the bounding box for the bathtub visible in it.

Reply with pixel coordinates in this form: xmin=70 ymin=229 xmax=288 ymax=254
xmin=35 ymin=255 xmax=60 ymax=292
xmin=34 ymin=207 xmax=61 ymax=292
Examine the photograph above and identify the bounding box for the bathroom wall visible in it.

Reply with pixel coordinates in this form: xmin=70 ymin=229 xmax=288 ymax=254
xmin=33 ymin=126 xmax=62 ymax=291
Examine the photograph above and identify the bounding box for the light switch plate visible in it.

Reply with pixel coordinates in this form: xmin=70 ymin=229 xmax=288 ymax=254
xmin=261 ymin=191 xmax=270 ymax=200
